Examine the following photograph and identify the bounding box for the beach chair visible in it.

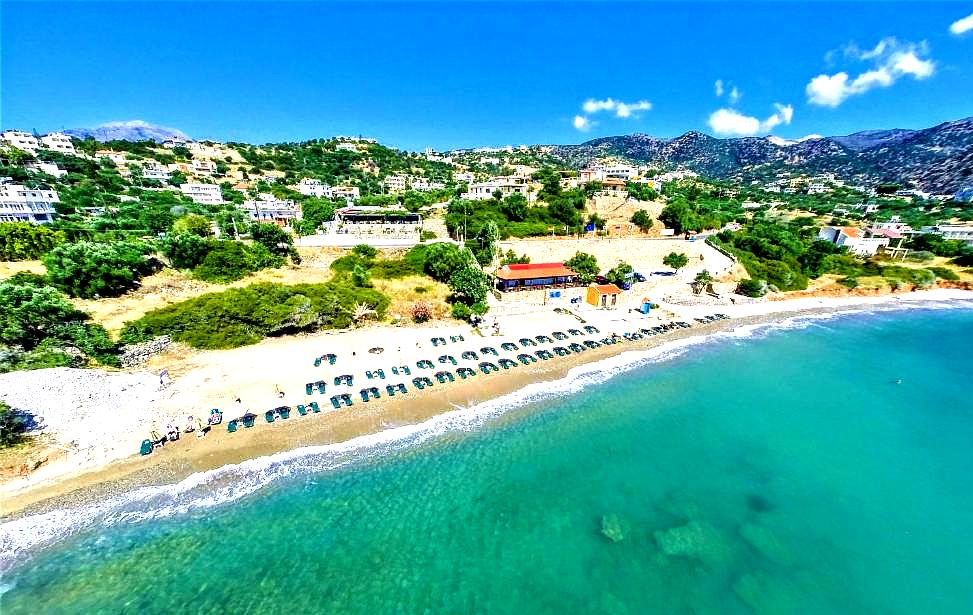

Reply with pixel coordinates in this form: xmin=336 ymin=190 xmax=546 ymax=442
xmin=438 ymin=355 xmax=458 ymax=365
xmin=457 ymin=367 xmax=475 ymax=379
xmin=568 ymin=343 xmax=585 ymax=353
xmin=417 ymin=359 xmax=435 ymax=370
xmin=480 ymin=346 xmax=498 ymax=356
xmin=326 ymin=353 xmax=337 ymax=365
xmin=501 ymin=342 xmax=518 ymax=352
xmin=535 ymin=335 xmax=553 ymax=344
xmin=265 ymin=410 xmax=276 ymax=423
xmin=242 ymin=413 xmax=257 ymax=428
xmin=330 ymin=396 xmax=341 ymax=409
xmin=568 ymin=328 xmax=583 ymax=336
xmin=498 ymin=358 xmax=517 ymax=370
xmin=360 ymin=389 xmax=370 ymax=402
xmin=297 ymin=404 xmax=308 ymax=416
xmin=278 ymin=406 xmax=290 ymax=419
xmin=316 ymin=381 xmax=327 ymax=394
xmin=396 ymin=383 xmax=407 ymax=394
xmin=479 ymin=362 xmax=498 ymax=374
xmin=227 ymin=420 xmax=238 ymax=433
xmin=314 ymin=356 xmax=322 ymax=367
xmin=210 ymin=409 xmax=222 ymax=425
xmin=461 ymin=351 xmax=479 ymax=361
xmin=309 ymin=401 xmax=320 ymax=413
xmin=584 ymin=325 xmax=599 ymax=334
xmin=306 ymin=383 xmax=314 ymax=395
xmin=554 ymin=346 xmax=570 ymax=357
xmin=386 ymin=384 xmax=397 ymax=397
xmin=584 ymin=340 xmax=600 ymax=349
xmin=412 ymin=377 xmax=426 ymax=390
xmin=140 ymin=439 xmax=153 ymax=456
xmin=341 ymin=394 xmax=353 ymax=407
xmin=553 ymin=331 xmax=569 ymax=340
xmin=517 ymin=353 xmax=536 ymax=365
xmin=518 ymin=338 xmax=537 ymax=347
xmin=536 ymin=350 xmax=553 ymax=360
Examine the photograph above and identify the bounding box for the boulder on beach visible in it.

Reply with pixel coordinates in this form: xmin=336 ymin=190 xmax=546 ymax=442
xmin=653 ymin=520 xmax=733 ymax=568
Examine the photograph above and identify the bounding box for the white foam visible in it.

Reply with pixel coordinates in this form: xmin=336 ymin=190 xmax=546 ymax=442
xmin=3 ymin=298 xmax=972 ymax=571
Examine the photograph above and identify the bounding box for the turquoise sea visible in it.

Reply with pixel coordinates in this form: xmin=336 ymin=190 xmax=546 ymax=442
xmin=2 ymin=303 xmax=973 ymax=614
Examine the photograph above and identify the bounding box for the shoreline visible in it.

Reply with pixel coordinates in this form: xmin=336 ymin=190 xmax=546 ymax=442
xmin=2 ymin=288 xmax=972 ymax=521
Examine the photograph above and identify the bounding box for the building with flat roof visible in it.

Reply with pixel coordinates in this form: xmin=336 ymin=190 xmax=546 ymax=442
xmin=1 ymin=131 xmax=40 ymax=152
xmin=0 ymin=180 xmax=59 ymax=223
xmin=494 ymin=262 xmax=579 ymax=292
xmin=39 ymin=132 xmax=77 ymax=155
xmin=179 ymin=183 xmax=224 ymax=205
xmin=241 ymin=193 xmax=301 ymax=226
xmin=292 ymin=178 xmax=332 ymax=198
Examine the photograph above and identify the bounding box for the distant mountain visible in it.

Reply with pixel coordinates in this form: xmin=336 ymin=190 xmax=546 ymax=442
xmin=549 ymin=117 xmax=973 ymax=195
xmin=64 ymin=120 xmax=189 ymax=143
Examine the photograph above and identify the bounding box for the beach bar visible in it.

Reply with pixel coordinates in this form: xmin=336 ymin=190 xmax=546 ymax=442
xmin=494 ymin=262 xmax=579 ymax=292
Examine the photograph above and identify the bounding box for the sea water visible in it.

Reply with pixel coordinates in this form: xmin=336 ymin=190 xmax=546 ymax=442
xmin=2 ymin=304 xmax=972 ymax=614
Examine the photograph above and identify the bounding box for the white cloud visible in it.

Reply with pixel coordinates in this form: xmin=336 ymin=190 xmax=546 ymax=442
xmin=806 ymin=38 xmax=935 ymax=107
xmin=574 ymin=97 xmax=651 ymax=131
xmin=708 ymin=103 xmax=794 ymax=137
xmin=714 ymin=80 xmax=724 ymax=97
xmin=729 ymin=86 xmax=742 ymax=104
xmin=580 ymin=98 xmax=652 ymax=118
xmin=949 ymin=13 xmax=973 ymax=35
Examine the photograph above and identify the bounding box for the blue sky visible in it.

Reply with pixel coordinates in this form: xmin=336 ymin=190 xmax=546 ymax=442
xmin=3 ymin=2 xmax=972 ymax=150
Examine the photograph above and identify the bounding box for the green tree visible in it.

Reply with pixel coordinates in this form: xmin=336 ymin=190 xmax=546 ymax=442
xmin=565 ymin=251 xmax=599 ymax=284
xmin=250 ymin=222 xmax=297 ymax=264
xmin=42 ymin=241 xmax=156 ymax=298
xmin=474 ymin=220 xmax=500 ymax=266
xmin=662 ymin=252 xmax=689 ymax=273
xmin=500 ymin=193 xmax=528 ymax=222
xmin=193 ymin=241 xmax=261 ymax=283
xmin=448 ymin=263 xmax=490 ymax=305
xmin=605 ymin=262 xmax=634 ymax=286
xmin=736 ymin=278 xmax=767 ymax=297
xmin=172 ymin=214 xmax=213 ymax=237
xmin=691 ymin=269 xmax=714 ymax=294
xmin=293 ymin=197 xmax=336 ymax=235
xmin=351 ymin=263 xmax=372 ymax=287
xmin=631 ymin=210 xmax=654 ymax=233
xmin=0 ymin=281 xmax=87 ymax=349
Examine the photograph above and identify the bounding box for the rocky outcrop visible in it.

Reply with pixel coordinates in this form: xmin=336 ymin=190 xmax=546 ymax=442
xmin=119 ymin=335 xmax=171 ymax=367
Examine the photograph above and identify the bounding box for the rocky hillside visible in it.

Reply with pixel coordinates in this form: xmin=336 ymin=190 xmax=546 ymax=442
xmin=64 ymin=120 xmax=189 ymax=143
xmin=550 ymin=117 xmax=973 ymax=195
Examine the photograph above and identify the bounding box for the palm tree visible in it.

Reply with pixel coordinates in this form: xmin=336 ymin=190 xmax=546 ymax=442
xmin=351 ymin=302 xmax=376 ymax=325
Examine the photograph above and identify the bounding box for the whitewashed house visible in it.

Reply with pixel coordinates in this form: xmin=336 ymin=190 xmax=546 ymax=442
xmin=0 ymin=180 xmax=59 ymax=223
xmin=817 ymin=226 xmax=889 ymax=257
xmin=179 ymin=183 xmax=224 ymax=205
xmin=292 ymin=178 xmax=332 ymax=198
xmin=1 ymin=131 xmax=40 ymax=152
xmin=40 ymin=132 xmax=77 ymax=155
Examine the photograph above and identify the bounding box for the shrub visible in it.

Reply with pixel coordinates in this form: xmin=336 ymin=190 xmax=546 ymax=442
xmin=411 ymin=301 xmax=431 ymax=323
xmin=161 ymin=233 xmax=214 ymax=269
xmin=420 ymin=230 xmax=437 ymax=241
xmin=839 ymin=276 xmax=859 ymax=289
xmin=352 ymin=244 xmax=378 ymax=259
xmin=605 ymin=262 xmax=633 ymax=286
xmin=351 ymin=264 xmax=371 ymax=287
xmin=0 ymin=401 xmax=29 ymax=448
xmin=928 ymin=266 xmax=960 ymax=281
xmin=42 ymin=241 xmax=157 ymax=298
xmin=172 ymin=214 xmax=213 ymax=237
xmin=662 ymin=252 xmax=689 ymax=272
xmin=470 ymin=301 xmax=489 ymax=315
xmin=120 ymin=282 xmax=389 ymax=349
xmin=906 ymin=250 xmax=935 ymax=263
xmin=250 ymin=223 xmax=297 ymax=263
xmin=193 ymin=241 xmax=276 ymax=283
xmin=450 ymin=302 xmax=472 ymax=320
xmin=736 ymin=278 xmax=767 ymax=297
xmin=0 ymin=222 xmax=64 ymax=261
xmin=448 ymin=265 xmax=490 ymax=305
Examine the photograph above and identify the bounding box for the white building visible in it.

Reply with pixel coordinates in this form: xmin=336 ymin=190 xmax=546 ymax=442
xmin=919 ymin=224 xmax=973 ymax=244
xmin=597 ymin=163 xmax=637 ymax=181
xmin=24 ymin=160 xmax=67 ymax=178
xmin=292 ymin=178 xmax=332 ymax=198
xmin=817 ymin=226 xmax=889 ymax=257
xmin=806 ymin=183 xmax=829 ymax=194
xmin=332 ymin=186 xmax=360 ymax=201
xmin=454 ymin=172 xmax=475 ymax=184
xmin=179 ymin=183 xmax=224 ymax=205
xmin=241 ymin=193 xmax=301 ymax=225
xmin=191 ymin=159 xmax=217 ymax=176
xmin=39 ymin=132 xmax=77 ymax=155
xmin=383 ymin=175 xmax=407 ymax=193
xmin=463 ymin=177 xmax=529 ymax=200
xmin=336 ymin=143 xmax=358 ymax=152
xmin=0 ymin=180 xmax=59 ymax=223
xmin=142 ymin=164 xmax=171 ymax=182
xmin=2 ymin=131 xmax=40 ymax=152
xmin=410 ymin=178 xmax=431 ymax=192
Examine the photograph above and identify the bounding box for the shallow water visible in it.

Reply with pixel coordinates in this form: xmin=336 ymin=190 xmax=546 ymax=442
xmin=3 ymin=306 xmax=973 ymax=614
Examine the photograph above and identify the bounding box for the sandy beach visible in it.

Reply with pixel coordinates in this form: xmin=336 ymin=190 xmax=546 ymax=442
xmin=2 ymin=287 xmax=972 ymax=517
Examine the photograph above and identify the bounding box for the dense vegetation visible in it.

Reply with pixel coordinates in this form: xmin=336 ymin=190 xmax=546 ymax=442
xmin=42 ymin=241 xmax=158 ymax=298
xmin=120 ymin=282 xmax=390 ymax=349
xmin=0 ymin=223 xmax=65 ymax=261
xmin=0 ymin=274 xmax=118 ymax=371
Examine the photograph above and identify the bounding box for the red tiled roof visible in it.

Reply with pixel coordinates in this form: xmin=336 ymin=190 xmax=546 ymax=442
xmin=839 ymin=226 xmax=861 ymax=238
xmin=590 ymin=284 xmax=622 ymax=294
xmin=495 ymin=263 xmax=577 ymax=281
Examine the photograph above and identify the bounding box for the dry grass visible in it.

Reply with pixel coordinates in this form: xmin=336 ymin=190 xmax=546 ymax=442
xmin=372 ymin=275 xmax=452 ymax=321
xmin=0 ymin=260 xmax=46 ymax=278
xmin=588 ymin=195 xmax=666 ymax=237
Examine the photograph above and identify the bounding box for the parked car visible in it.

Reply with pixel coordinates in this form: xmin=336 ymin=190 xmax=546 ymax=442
xmin=595 ymin=275 xmax=609 ymax=284
xmin=632 ymin=272 xmax=646 ymax=282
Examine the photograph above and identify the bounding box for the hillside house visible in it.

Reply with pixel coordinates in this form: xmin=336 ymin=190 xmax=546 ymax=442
xmin=0 ymin=180 xmax=59 ymax=223
xmin=180 ymin=183 xmax=224 ymax=205
xmin=817 ymin=226 xmax=889 ymax=257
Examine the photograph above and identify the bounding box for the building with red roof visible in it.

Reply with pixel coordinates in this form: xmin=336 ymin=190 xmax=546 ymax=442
xmin=494 ymin=262 xmax=579 ymax=291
